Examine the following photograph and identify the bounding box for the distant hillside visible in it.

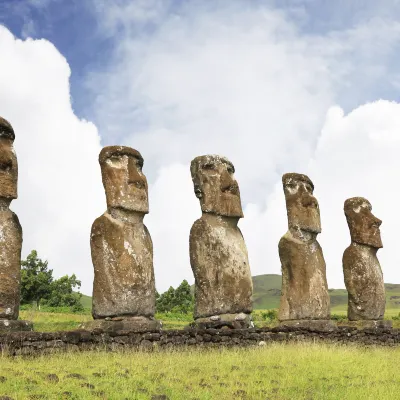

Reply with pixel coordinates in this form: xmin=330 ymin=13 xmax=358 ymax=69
xmin=252 ymin=274 xmax=400 ymax=310
xmin=80 ymin=275 xmax=400 ymax=311
xmin=79 ymin=293 xmax=92 ymax=309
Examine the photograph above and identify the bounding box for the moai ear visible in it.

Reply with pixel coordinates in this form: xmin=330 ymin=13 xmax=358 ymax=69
xmin=194 ymin=185 xmax=203 ymax=199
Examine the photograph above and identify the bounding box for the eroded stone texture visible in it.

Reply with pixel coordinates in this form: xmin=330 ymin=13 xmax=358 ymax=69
xmin=189 ymin=155 xmax=253 ymax=326
xmin=278 ymin=173 xmax=330 ymax=322
xmin=0 ymin=117 xmax=23 ymax=321
xmin=343 ymin=197 xmax=386 ymax=321
xmin=91 ymin=146 xmax=157 ymax=326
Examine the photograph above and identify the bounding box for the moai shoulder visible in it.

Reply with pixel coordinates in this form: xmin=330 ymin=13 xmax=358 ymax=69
xmin=189 ymin=155 xmax=253 ymax=329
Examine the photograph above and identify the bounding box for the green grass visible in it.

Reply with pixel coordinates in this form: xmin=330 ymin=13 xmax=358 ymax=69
xmin=1 ymin=344 xmax=400 ymax=399
xmin=18 ymin=307 xmax=400 ymax=332
xmin=19 ymin=310 xmax=92 ymax=332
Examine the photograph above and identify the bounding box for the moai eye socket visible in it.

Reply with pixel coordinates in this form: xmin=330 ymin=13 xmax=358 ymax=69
xmin=227 ymin=165 xmax=235 ymax=174
xmin=135 ymin=158 xmax=143 ymax=171
xmin=202 ymin=163 xmax=215 ymax=170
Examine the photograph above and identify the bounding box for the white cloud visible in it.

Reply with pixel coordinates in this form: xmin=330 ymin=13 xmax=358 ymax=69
xmin=243 ymin=101 xmax=400 ymax=289
xmin=3 ymin=0 xmax=400 ymax=303
xmin=87 ymin=2 xmax=400 ymax=292
xmin=0 ymin=26 xmax=103 ymax=295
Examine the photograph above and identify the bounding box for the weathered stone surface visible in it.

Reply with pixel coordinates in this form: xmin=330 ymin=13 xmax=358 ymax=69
xmin=190 ymin=313 xmax=253 ymax=329
xmin=80 ymin=316 xmax=161 ymax=333
xmin=91 ymin=146 xmax=157 ymax=321
xmin=189 ymin=155 xmax=253 ymax=324
xmin=278 ymin=173 xmax=330 ymax=321
xmin=0 ymin=319 xmax=32 ymax=333
xmin=344 ymin=320 xmax=392 ymax=331
xmin=0 ymin=117 xmax=25 ymax=326
xmin=1 ymin=326 xmax=400 ymax=356
xmin=343 ymin=197 xmax=386 ymax=321
xmin=278 ymin=319 xmax=337 ymax=332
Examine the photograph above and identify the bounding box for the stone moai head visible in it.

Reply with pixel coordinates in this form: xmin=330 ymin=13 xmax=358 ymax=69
xmin=190 ymin=155 xmax=243 ymax=217
xmin=99 ymin=146 xmax=149 ymax=214
xmin=282 ymin=173 xmax=321 ymax=233
xmin=0 ymin=117 xmax=17 ymax=201
xmin=344 ymin=197 xmax=382 ymax=248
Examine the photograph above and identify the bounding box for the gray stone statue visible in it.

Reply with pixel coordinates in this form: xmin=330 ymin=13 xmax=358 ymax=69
xmin=0 ymin=117 xmax=32 ymax=332
xmin=343 ymin=197 xmax=390 ymax=329
xmin=278 ymin=173 xmax=335 ymax=331
xmin=84 ymin=146 xmax=160 ymax=332
xmin=189 ymin=155 xmax=253 ymax=329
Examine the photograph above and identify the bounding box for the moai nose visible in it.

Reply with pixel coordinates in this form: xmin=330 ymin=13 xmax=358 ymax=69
xmin=0 ymin=149 xmax=13 ymax=171
xmin=220 ymin=167 xmax=235 ymax=191
xmin=373 ymin=216 xmax=382 ymax=228
xmin=128 ymin=157 xmax=146 ymax=189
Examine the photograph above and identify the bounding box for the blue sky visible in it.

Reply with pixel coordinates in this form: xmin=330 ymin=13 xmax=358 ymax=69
xmin=1 ymin=0 xmax=400 ymax=295
xmin=4 ymin=0 xmax=400 ymax=132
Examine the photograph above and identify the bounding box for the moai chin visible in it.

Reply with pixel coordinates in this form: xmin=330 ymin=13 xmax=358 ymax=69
xmin=189 ymin=155 xmax=253 ymax=329
xmin=342 ymin=197 xmax=389 ymax=329
xmin=0 ymin=117 xmax=32 ymax=332
xmin=86 ymin=146 xmax=160 ymax=333
xmin=278 ymin=173 xmax=335 ymax=331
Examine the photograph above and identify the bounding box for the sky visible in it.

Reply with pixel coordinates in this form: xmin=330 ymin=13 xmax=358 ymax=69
xmin=1 ymin=0 xmax=400 ymax=296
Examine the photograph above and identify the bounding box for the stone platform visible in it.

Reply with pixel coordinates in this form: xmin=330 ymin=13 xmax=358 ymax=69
xmin=345 ymin=319 xmax=392 ymax=331
xmin=80 ymin=316 xmax=161 ymax=333
xmin=190 ymin=312 xmax=253 ymax=329
xmin=0 ymin=319 xmax=33 ymax=333
xmin=278 ymin=319 xmax=338 ymax=332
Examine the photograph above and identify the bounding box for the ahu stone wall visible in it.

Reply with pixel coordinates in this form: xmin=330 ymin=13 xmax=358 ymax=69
xmin=0 ymin=326 xmax=399 ymax=356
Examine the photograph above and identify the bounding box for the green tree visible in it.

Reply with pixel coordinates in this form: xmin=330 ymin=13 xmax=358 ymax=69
xmin=21 ymin=250 xmax=53 ymax=307
xmin=46 ymin=274 xmax=83 ymax=311
xmin=156 ymin=280 xmax=194 ymax=313
xmin=21 ymin=250 xmax=84 ymax=311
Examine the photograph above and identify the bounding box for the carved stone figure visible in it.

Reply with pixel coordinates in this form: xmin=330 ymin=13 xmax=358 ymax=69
xmin=0 ymin=117 xmax=32 ymax=332
xmin=85 ymin=146 xmax=160 ymax=332
xmin=278 ymin=173 xmax=335 ymax=331
xmin=343 ymin=197 xmax=388 ymax=328
xmin=189 ymin=155 xmax=253 ymax=329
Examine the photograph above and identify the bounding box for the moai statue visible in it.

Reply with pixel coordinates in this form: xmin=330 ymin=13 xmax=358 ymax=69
xmin=343 ymin=197 xmax=390 ymax=329
xmin=189 ymin=155 xmax=253 ymax=329
xmin=278 ymin=173 xmax=336 ymax=331
xmin=84 ymin=146 xmax=160 ymax=332
xmin=0 ymin=117 xmax=32 ymax=332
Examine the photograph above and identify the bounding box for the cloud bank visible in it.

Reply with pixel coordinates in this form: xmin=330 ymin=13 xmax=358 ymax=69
xmin=0 ymin=26 xmax=103 ymax=295
xmin=2 ymin=1 xmax=400 ymax=297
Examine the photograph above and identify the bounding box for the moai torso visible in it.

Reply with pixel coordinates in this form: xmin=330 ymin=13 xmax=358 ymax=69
xmin=91 ymin=146 xmax=156 ymax=320
xmin=343 ymin=197 xmax=385 ymax=320
xmin=0 ymin=209 xmax=22 ymax=319
xmin=189 ymin=155 xmax=253 ymax=320
xmin=279 ymin=232 xmax=329 ymax=320
xmin=91 ymin=211 xmax=155 ymax=318
xmin=0 ymin=118 xmax=22 ymax=321
xmin=278 ymin=173 xmax=330 ymax=321
xmin=190 ymin=214 xmax=252 ymax=319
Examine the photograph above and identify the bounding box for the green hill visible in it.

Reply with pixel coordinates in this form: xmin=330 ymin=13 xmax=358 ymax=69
xmin=252 ymin=274 xmax=400 ymax=311
xmin=80 ymin=275 xmax=400 ymax=312
xmin=79 ymin=293 xmax=92 ymax=309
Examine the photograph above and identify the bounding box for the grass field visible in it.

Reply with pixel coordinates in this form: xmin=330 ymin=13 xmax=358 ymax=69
xmin=1 ymin=343 xmax=400 ymax=399
xmin=18 ymin=307 xmax=400 ymax=332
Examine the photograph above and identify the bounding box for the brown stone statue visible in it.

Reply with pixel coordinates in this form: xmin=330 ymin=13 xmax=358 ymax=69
xmin=189 ymin=155 xmax=253 ymax=329
xmin=0 ymin=117 xmax=32 ymax=332
xmin=343 ymin=197 xmax=389 ymax=328
xmin=278 ymin=173 xmax=335 ymax=331
xmin=85 ymin=146 xmax=160 ymax=332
